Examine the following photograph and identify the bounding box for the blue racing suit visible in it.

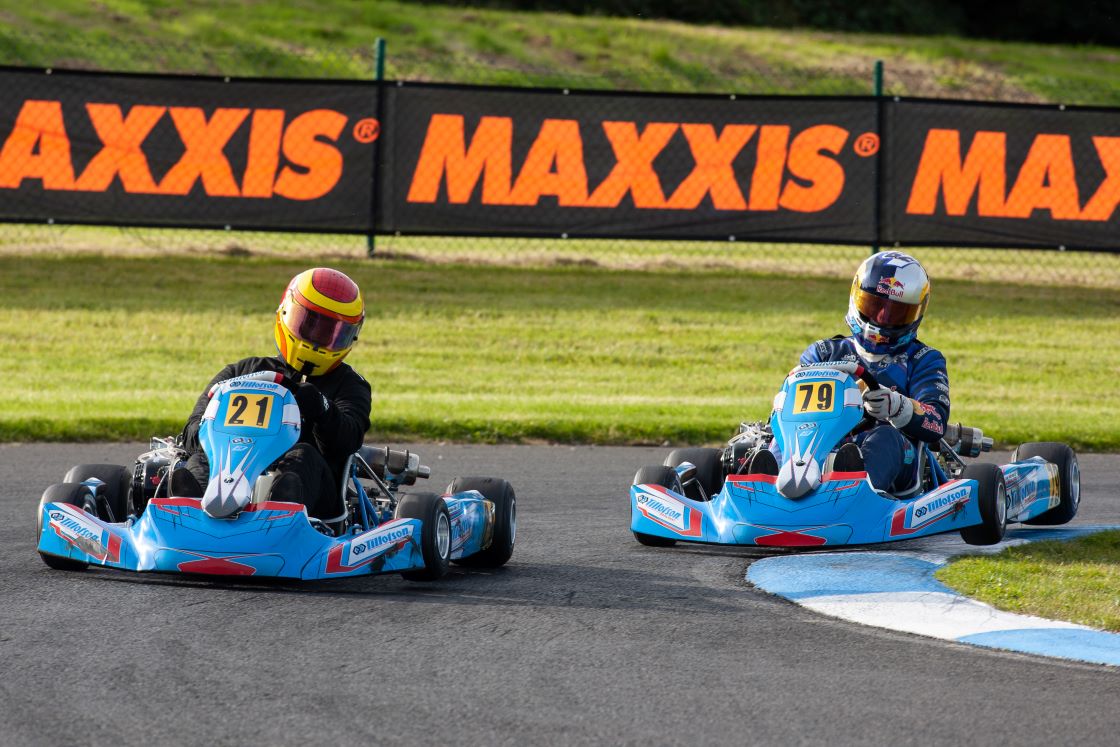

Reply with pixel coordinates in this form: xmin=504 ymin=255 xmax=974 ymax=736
xmin=797 ymin=335 xmax=950 ymax=492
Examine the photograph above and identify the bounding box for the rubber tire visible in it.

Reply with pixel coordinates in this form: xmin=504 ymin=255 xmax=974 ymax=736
xmin=63 ymin=463 xmax=132 ymax=523
xmin=37 ymin=482 xmax=98 ymax=570
xmin=959 ymin=463 xmax=1008 ymax=546
xmin=446 ymin=476 xmax=516 ymax=568
xmin=631 ymin=465 xmax=679 ymax=547
xmin=1014 ymin=442 xmax=1080 ymax=526
xmin=664 ymin=447 xmax=724 ymax=502
xmin=395 ymin=492 xmax=451 ymax=581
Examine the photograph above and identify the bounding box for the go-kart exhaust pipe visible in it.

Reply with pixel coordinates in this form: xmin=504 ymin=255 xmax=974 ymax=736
xmin=944 ymin=423 xmax=993 ymax=458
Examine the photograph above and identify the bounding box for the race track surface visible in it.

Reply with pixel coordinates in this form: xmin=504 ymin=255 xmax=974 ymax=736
xmin=3 ymin=443 xmax=1119 ymax=746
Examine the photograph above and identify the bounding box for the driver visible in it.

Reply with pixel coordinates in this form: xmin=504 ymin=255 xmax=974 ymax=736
xmin=748 ymin=251 xmax=949 ymax=493
xmin=171 ymin=268 xmax=372 ymax=526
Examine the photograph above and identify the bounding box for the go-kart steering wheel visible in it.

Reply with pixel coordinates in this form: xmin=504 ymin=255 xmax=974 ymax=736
xmin=848 ymin=365 xmax=882 ymax=438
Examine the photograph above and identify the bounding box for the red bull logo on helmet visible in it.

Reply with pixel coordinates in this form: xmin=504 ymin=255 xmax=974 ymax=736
xmin=876 ymin=277 xmax=906 ymax=299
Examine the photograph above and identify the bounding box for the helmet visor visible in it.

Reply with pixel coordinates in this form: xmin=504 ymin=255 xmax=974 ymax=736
xmin=853 ymin=288 xmax=923 ymax=327
xmin=283 ymin=301 xmax=361 ymax=350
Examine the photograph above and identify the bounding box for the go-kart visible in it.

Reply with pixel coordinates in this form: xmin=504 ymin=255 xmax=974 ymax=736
xmin=36 ymin=372 xmax=516 ymax=581
xmin=630 ymin=361 xmax=1079 ymax=548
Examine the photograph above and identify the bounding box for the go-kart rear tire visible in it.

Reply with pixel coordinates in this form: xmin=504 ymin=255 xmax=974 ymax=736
xmin=664 ymin=447 xmax=723 ymax=502
xmin=395 ymin=492 xmax=451 ymax=582
xmin=1014 ymin=442 xmax=1080 ymax=526
xmin=631 ymin=465 xmax=679 ymax=547
xmin=446 ymin=476 xmax=516 ymax=568
xmin=959 ymin=463 xmax=1008 ymax=546
xmin=63 ymin=463 xmax=132 ymax=523
xmin=37 ymin=483 xmax=98 ymax=570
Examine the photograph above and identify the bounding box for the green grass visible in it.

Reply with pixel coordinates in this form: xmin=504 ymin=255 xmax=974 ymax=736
xmin=5 ymin=253 xmax=1120 ymax=446
xmin=0 ymin=1 xmax=1117 ymax=103
xmin=936 ymin=531 xmax=1120 ymax=632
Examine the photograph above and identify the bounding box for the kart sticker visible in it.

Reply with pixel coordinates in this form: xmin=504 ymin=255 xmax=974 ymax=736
xmin=223 ymin=393 xmax=275 ymax=429
xmin=326 ymin=519 xmax=415 ymax=573
xmin=634 ymin=485 xmax=702 ymax=537
xmin=47 ymin=503 xmax=121 ymax=563
xmin=791 ymin=381 xmax=836 ymax=414
xmin=889 ymin=480 xmax=969 ymax=536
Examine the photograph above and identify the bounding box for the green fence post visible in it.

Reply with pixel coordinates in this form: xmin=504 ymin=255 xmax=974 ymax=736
xmin=367 ymin=37 xmax=386 ymax=258
xmin=872 ymin=59 xmax=883 ymax=256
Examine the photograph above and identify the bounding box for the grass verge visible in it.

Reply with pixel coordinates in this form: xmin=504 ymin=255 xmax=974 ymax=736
xmin=6 ymin=253 xmax=1120 ymax=446
xmin=0 ymin=1 xmax=1117 ymax=103
xmin=935 ymin=531 xmax=1120 ymax=632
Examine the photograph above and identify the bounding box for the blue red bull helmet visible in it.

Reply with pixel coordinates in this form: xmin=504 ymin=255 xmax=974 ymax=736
xmin=845 ymin=251 xmax=930 ymax=355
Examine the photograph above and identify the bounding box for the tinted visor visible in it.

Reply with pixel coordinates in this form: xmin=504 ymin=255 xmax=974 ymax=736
xmin=853 ymin=288 xmax=924 ymax=327
xmin=284 ymin=302 xmax=361 ymax=350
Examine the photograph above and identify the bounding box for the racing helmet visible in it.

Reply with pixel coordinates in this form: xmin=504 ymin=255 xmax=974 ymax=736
xmin=274 ymin=268 xmax=364 ymax=377
xmin=845 ymin=251 xmax=930 ymax=355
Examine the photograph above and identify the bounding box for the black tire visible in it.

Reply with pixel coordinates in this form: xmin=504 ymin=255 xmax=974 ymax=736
xmin=395 ymin=492 xmax=451 ymax=581
xmin=62 ymin=463 xmax=132 ymax=523
xmin=959 ymin=463 xmax=1008 ymax=546
xmin=631 ymin=465 xmax=679 ymax=547
xmin=37 ymin=483 xmax=98 ymax=570
xmin=1014 ymin=442 xmax=1080 ymax=526
xmin=446 ymin=477 xmax=516 ymax=568
xmin=664 ymin=447 xmax=724 ymax=502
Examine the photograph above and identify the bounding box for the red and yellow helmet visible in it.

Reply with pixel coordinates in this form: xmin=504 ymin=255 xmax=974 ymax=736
xmin=274 ymin=268 xmax=364 ymax=377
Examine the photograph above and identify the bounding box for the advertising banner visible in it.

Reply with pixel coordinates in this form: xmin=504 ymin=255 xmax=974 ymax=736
xmin=885 ymin=100 xmax=1120 ymax=250
xmin=380 ymin=84 xmax=880 ymax=243
xmin=0 ymin=68 xmax=380 ymax=232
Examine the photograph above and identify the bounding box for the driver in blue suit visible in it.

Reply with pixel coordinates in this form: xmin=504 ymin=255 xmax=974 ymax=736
xmin=750 ymin=251 xmax=950 ymax=494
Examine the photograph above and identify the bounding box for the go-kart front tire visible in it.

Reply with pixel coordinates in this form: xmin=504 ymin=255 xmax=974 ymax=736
xmin=37 ymin=483 xmax=99 ymax=571
xmin=664 ymin=447 xmax=723 ymax=501
xmin=447 ymin=476 xmax=516 ymax=568
xmin=1014 ymin=442 xmax=1080 ymax=526
xmin=63 ymin=463 xmax=132 ymax=522
xmin=959 ymin=463 xmax=1008 ymax=546
xmin=632 ymin=465 xmax=679 ymax=547
xmin=395 ymin=492 xmax=451 ymax=582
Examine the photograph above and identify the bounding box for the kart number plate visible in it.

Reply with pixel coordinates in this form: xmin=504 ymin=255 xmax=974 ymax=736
xmin=224 ymin=393 xmax=275 ymax=429
xmin=792 ymin=381 xmax=835 ymax=414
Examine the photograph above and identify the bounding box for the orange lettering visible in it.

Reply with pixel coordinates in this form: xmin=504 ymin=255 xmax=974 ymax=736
xmin=666 ymin=124 xmax=755 ymax=210
xmin=75 ymin=104 xmax=163 ymax=193
xmin=0 ymin=100 xmax=76 ymax=190
xmin=158 ymin=107 xmax=249 ymax=196
xmin=748 ymin=125 xmax=790 ymax=211
xmin=407 ymin=114 xmax=512 ymax=204
xmin=508 ymin=119 xmax=588 ymax=206
xmin=1080 ymin=137 xmax=1120 ymax=221
xmin=779 ymin=125 xmax=848 ymax=212
xmin=906 ymin=130 xmax=1006 ymax=216
xmin=273 ymin=109 xmax=345 ymax=201
xmin=241 ymin=109 xmax=285 ymax=199
xmin=586 ymin=122 xmax=677 ymax=209
xmin=1004 ymin=134 xmax=1080 ymax=219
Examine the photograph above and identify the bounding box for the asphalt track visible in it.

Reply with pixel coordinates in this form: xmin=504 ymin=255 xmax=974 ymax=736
xmin=2 ymin=443 xmax=1119 ymax=746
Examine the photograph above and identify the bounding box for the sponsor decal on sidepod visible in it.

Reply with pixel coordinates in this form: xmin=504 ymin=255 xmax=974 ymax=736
xmin=344 ymin=522 xmax=414 ymax=567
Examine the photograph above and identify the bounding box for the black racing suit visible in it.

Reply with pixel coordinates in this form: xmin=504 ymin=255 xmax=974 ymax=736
xmin=179 ymin=356 xmax=371 ymax=519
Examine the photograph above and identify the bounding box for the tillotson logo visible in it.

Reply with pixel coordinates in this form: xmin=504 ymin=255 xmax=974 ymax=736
xmin=351 ymin=526 xmax=411 ymax=556
xmin=913 ymin=487 xmax=968 ymax=519
xmin=637 ymin=494 xmax=683 ymax=522
xmin=50 ymin=511 xmax=101 ymax=542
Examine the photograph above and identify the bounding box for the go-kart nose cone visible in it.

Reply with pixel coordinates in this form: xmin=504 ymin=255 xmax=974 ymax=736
xmin=777 ymin=455 xmax=822 ymax=498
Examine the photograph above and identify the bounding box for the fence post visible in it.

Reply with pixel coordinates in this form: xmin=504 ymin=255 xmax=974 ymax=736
xmin=872 ymin=59 xmax=883 ymax=257
xmin=367 ymin=37 xmax=386 ymax=258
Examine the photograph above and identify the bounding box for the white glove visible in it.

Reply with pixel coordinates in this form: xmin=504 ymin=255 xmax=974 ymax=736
xmin=862 ymin=388 xmax=913 ymax=428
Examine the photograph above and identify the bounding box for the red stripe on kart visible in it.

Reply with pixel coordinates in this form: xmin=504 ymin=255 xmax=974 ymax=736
xmin=726 ymin=474 xmax=778 ymax=484
xmin=177 ymin=554 xmax=258 ymax=576
xmin=823 ymin=471 xmax=868 ymax=481
xmin=756 ymin=530 xmax=829 ymax=547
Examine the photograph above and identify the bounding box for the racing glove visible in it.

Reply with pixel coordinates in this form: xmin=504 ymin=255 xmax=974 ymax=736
xmin=294 ymin=382 xmax=331 ymax=423
xmin=862 ymin=387 xmax=914 ymax=428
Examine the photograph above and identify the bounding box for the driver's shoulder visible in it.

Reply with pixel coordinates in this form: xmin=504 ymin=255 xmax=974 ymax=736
xmin=905 ymin=340 xmax=946 ymax=368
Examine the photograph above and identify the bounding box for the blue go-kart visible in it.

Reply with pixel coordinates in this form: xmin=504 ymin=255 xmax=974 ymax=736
xmin=37 ymin=372 xmax=516 ymax=581
xmin=630 ymin=362 xmax=1079 ymax=548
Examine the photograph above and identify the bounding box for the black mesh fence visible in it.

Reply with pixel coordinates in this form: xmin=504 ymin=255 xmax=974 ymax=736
xmin=1 ymin=30 xmax=1118 ymax=289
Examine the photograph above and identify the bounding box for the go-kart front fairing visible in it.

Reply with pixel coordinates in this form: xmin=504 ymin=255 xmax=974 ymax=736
xmin=37 ymin=373 xmax=495 ymax=579
xmin=630 ymin=362 xmax=1064 ymax=548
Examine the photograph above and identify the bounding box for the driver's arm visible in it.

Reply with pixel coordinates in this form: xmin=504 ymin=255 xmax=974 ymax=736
xmin=897 ymin=348 xmax=950 ymax=443
xmin=310 ymin=372 xmax=372 ymax=457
